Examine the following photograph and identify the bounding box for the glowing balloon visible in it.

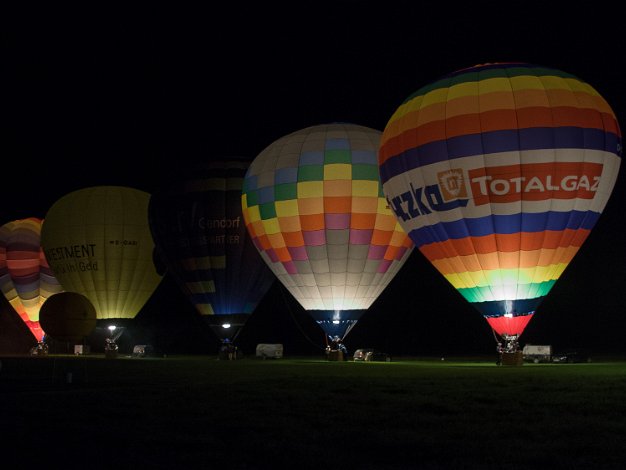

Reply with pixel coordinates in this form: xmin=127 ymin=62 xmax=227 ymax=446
xmin=242 ymin=123 xmax=415 ymax=341
xmin=39 ymin=292 xmax=97 ymax=342
xmin=41 ymin=186 xmax=163 ymax=322
xmin=148 ymin=158 xmax=275 ymax=342
xmin=379 ymin=63 xmax=621 ymax=347
xmin=0 ymin=218 xmax=63 ymax=341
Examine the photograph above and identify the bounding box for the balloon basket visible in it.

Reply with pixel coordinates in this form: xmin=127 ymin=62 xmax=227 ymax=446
xmin=327 ymin=350 xmax=345 ymax=361
xmin=29 ymin=342 xmax=49 ymax=356
xmin=105 ymin=349 xmax=118 ymax=359
xmin=105 ymin=340 xmax=119 ymax=359
xmin=501 ymin=351 xmax=523 ymax=366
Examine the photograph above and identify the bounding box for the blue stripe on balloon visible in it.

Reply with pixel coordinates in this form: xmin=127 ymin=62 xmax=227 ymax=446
xmin=472 ymin=296 xmax=546 ymax=317
xmin=188 ymin=293 xmax=256 ymax=314
xmin=275 ymin=167 xmax=298 ymax=184
xmin=379 ymin=127 xmax=621 ymax=184
xmin=257 ymin=185 xmax=275 ymax=204
xmin=242 ymin=174 xmax=257 ymax=192
xmin=300 ymin=151 xmax=324 ymax=165
xmin=326 ymin=138 xmax=350 ymax=150
xmin=15 ymin=280 xmax=40 ymax=294
xmin=352 ymin=149 xmax=377 ymax=164
xmin=409 ymin=210 xmax=600 ymax=246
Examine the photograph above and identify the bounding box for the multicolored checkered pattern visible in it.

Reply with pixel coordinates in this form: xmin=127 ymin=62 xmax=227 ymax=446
xmin=242 ymin=123 xmax=414 ymax=312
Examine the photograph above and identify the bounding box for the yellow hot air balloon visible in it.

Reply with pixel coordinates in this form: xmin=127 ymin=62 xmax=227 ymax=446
xmin=41 ymin=187 xmax=163 ymax=334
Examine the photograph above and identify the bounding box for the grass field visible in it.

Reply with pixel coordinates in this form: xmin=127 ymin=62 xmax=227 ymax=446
xmin=1 ymin=354 xmax=626 ymax=469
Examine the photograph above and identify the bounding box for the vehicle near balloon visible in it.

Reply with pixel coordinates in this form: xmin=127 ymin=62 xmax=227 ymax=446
xmin=132 ymin=344 xmax=154 ymax=357
xmin=551 ymin=350 xmax=592 ymax=363
xmin=522 ymin=344 xmax=552 ymax=363
xmin=148 ymin=158 xmax=275 ymax=348
xmin=241 ymin=123 xmax=415 ymax=348
xmin=41 ymin=186 xmax=164 ymax=353
xmin=378 ymin=63 xmax=621 ymax=352
xmin=0 ymin=217 xmax=63 ymax=348
xmin=353 ymin=348 xmax=391 ymax=362
xmin=255 ymin=343 xmax=283 ymax=359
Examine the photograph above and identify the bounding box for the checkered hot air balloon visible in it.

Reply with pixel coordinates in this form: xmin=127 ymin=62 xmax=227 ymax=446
xmin=379 ymin=63 xmax=621 ymax=350
xmin=242 ymin=123 xmax=414 ymax=342
xmin=0 ymin=217 xmax=63 ymax=342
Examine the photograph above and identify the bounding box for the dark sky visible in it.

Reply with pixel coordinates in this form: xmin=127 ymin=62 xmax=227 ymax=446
xmin=2 ymin=2 xmax=626 ymax=355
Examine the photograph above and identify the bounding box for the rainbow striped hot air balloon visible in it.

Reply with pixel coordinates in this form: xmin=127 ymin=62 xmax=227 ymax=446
xmin=379 ymin=63 xmax=621 ymax=350
xmin=0 ymin=218 xmax=63 ymax=342
xmin=242 ymin=123 xmax=414 ymax=343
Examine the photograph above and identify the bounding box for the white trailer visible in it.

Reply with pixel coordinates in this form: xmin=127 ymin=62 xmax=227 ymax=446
xmin=256 ymin=343 xmax=283 ymax=359
xmin=522 ymin=344 xmax=552 ymax=363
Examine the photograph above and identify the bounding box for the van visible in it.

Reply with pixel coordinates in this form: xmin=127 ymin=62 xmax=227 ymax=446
xmin=522 ymin=344 xmax=552 ymax=363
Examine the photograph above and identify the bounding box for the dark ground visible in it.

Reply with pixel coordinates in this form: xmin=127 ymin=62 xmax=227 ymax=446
xmin=1 ymin=356 xmax=626 ymax=469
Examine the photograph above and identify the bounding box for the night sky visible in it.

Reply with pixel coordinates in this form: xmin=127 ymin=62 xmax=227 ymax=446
xmin=3 ymin=2 xmax=625 ymax=356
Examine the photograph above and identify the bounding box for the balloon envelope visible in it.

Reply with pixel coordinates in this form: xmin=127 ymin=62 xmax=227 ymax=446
xmin=148 ymin=158 xmax=275 ymax=342
xmin=379 ymin=63 xmax=621 ymax=341
xmin=0 ymin=218 xmax=63 ymax=341
xmin=242 ymin=123 xmax=415 ymax=340
xmin=41 ymin=186 xmax=163 ymax=322
xmin=39 ymin=292 xmax=97 ymax=342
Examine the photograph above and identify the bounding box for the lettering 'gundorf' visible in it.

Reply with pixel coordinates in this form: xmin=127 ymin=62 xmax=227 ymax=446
xmin=45 ymin=244 xmax=96 ymax=261
xmin=198 ymin=217 xmax=241 ymax=229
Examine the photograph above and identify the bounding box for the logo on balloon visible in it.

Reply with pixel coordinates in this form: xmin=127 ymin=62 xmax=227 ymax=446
xmin=468 ymin=162 xmax=602 ymax=206
xmin=387 ymin=172 xmax=469 ymax=222
xmin=388 ymin=162 xmax=603 ymax=222
xmin=438 ymin=169 xmax=468 ymax=200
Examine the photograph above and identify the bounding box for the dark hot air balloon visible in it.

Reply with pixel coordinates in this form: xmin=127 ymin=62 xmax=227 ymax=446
xmin=39 ymin=292 xmax=97 ymax=343
xmin=149 ymin=158 xmax=275 ymax=346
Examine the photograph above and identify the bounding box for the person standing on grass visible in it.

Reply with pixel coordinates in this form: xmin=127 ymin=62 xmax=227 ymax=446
xmin=496 ymin=342 xmax=503 ymax=365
